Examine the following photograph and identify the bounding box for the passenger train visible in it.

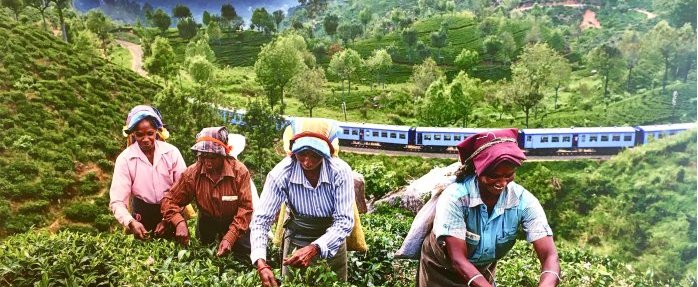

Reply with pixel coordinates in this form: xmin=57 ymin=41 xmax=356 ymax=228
xmin=219 ymin=107 xmax=696 ymax=155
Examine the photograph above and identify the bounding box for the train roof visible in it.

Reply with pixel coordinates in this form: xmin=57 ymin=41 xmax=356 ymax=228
xmin=636 ymin=123 xmax=696 ymax=132
xmin=415 ymin=127 xmax=491 ymax=133
xmin=338 ymin=122 xmax=412 ymax=132
xmin=522 ymin=126 xmax=636 ymax=134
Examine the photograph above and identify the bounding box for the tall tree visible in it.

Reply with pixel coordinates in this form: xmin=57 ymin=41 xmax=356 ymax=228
xmin=328 ymin=48 xmax=362 ymax=115
xmin=238 ymin=99 xmax=284 ymax=185
xmin=410 ymin=57 xmax=444 ymax=99
xmin=150 ymin=8 xmax=171 ymax=34
xmin=653 ymin=0 xmax=696 ymax=29
xmin=172 ymin=4 xmax=192 ymax=22
xmin=402 ymin=28 xmax=418 ymax=61
xmin=298 ymin=0 xmax=327 ymax=19
xmin=418 ymin=77 xmax=451 ymax=126
xmin=272 ymin=9 xmax=284 ymax=32
xmin=85 ymin=10 xmax=113 ymax=56
xmin=144 ymin=36 xmax=177 ymax=82
xmin=323 ymin=14 xmax=339 ymax=38
xmin=549 ymin=54 xmax=572 ymax=110
xmin=366 ymin=48 xmax=393 ymax=91
xmin=618 ymin=29 xmax=641 ymax=92
xmin=2 ymin=0 xmax=23 ymax=21
xmin=450 ymin=71 xmax=483 ymax=127
xmin=187 ymin=55 xmax=215 ymax=84
xmin=26 ymin=0 xmax=51 ymax=30
xmin=359 ymin=8 xmax=372 ymax=34
xmin=177 ymin=16 xmax=198 ymax=40
xmin=185 ymin=36 xmax=215 ymax=63
xmin=251 ymin=7 xmax=275 ymax=34
xmin=510 ymin=43 xmax=560 ymax=127
xmin=206 ymin=21 xmax=222 ymax=45
xmin=254 ymin=34 xmax=308 ymax=112
xmin=51 ymin=0 xmax=71 ymax=42
xmin=455 ymin=48 xmax=479 ymax=72
xmin=220 ymin=3 xmax=237 ymax=31
xmin=644 ymin=21 xmax=678 ymax=96
xmin=72 ymin=30 xmax=100 ymax=58
xmin=202 ymin=11 xmax=211 ymax=25
xmin=289 ymin=67 xmax=328 ymax=117
xmin=430 ymin=22 xmax=448 ymax=62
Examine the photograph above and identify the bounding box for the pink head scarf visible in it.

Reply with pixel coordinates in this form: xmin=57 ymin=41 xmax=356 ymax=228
xmin=455 ymin=128 xmax=527 ymax=176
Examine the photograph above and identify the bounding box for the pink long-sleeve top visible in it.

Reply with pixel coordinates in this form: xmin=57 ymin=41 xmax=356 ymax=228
xmin=109 ymin=140 xmax=187 ymax=227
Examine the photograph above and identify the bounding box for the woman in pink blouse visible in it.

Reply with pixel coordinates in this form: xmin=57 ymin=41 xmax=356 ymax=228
xmin=109 ymin=105 xmax=187 ymax=239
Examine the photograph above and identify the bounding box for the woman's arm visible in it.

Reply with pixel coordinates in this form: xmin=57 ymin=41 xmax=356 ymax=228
xmin=443 ymin=236 xmax=493 ymax=287
xmin=532 ymin=236 xmax=560 ymax=287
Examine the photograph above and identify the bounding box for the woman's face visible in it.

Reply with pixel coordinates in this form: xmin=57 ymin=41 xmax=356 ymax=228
xmin=134 ymin=120 xmax=157 ymax=153
xmin=478 ymin=163 xmax=517 ymax=196
xmin=296 ymin=149 xmax=323 ymax=171
xmin=198 ymin=152 xmax=225 ymax=174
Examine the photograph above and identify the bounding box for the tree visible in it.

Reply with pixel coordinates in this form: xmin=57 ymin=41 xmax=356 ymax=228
xmin=587 ymin=44 xmax=624 ymax=104
xmin=26 ymin=0 xmax=51 ymax=30
xmin=254 ymin=34 xmax=308 ymax=112
xmin=177 ymin=17 xmax=198 ymax=40
xmin=72 ymin=30 xmax=100 ymax=58
xmin=644 ymin=21 xmax=679 ymax=96
xmin=238 ymin=99 xmax=284 ymax=184
xmin=220 ymin=3 xmax=238 ymax=31
xmin=545 ymin=28 xmax=566 ymax=53
xmin=359 ymin=8 xmax=372 ymax=34
xmin=323 ymin=14 xmax=339 ymax=38
xmin=251 ymin=7 xmax=275 ymax=34
xmin=150 ymin=8 xmax=171 ymax=34
xmin=430 ymin=22 xmax=448 ymax=62
xmin=2 ymin=0 xmax=23 ymax=21
xmin=390 ymin=8 xmax=405 ymax=30
xmin=549 ymin=55 xmax=572 ymax=110
xmin=172 ymin=4 xmax=192 ymax=22
xmin=289 ymin=68 xmax=327 ymax=117
xmin=675 ymin=24 xmax=696 ymax=82
xmin=187 ymin=55 xmax=215 ymax=84
xmin=402 ymin=28 xmax=418 ymax=61
xmin=449 ymin=72 xmax=483 ymax=127
xmin=185 ymin=36 xmax=215 ymax=63
xmin=510 ymin=43 xmax=560 ymax=127
xmin=144 ymin=36 xmax=177 ymax=82
xmin=618 ymin=29 xmax=641 ymax=92
xmin=418 ymin=76 xmax=451 ymax=126
xmin=328 ymin=48 xmax=362 ymax=114
xmin=202 ymin=11 xmax=211 ymax=25
xmin=455 ymin=48 xmax=479 ymax=72
xmin=410 ymin=57 xmax=444 ymax=99
xmin=653 ymin=0 xmax=696 ymax=29
xmin=206 ymin=21 xmax=222 ymax=45
xmin=298 ymin=0 xmax=328 ymax=19
xmin=366 ymin=48 xmax=392 ymax=91
xmin=272 ymin=10 xmax=284 ymax=32
xmin=85 ymin=10 xmax=113 ymax=56
xmin=51 ymin=0 xmax=71 ymax=42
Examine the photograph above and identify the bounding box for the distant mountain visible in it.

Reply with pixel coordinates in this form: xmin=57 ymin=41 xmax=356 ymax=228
xmin=74 ymin=0 xmax=299 ymax=24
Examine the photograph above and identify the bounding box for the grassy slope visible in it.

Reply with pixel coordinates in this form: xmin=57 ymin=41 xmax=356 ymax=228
xmin=0 ymin=16 xmax=161 ymax=236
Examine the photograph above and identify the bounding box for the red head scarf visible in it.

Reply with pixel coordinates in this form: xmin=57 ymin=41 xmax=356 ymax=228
xmin=455 ymin=128 xmax=526 ymax=176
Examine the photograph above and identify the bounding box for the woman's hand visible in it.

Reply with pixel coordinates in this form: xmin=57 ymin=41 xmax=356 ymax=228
xmin=153 ymin=221 xmax=167 ymax=236
xmin=256 ymin=259 xmax=279 ymax=287
xmin=532 ymin=236 xmax=560 ymax=287
xmin=216 ymin=239 xmax=232 ymax=257
xmin=174 ymin=221 xmax=190 ymax=246
xmin=128 ymin=220 xmax=148 ymax=240
xmin=443 ymin=236 xmax=493 ymax=287
xmin=282 ymin=244 xmax=319 ymax=268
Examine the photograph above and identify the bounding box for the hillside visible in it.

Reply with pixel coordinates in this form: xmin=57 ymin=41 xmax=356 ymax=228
xmin=0 ymin=16 xmax=161 ymax=236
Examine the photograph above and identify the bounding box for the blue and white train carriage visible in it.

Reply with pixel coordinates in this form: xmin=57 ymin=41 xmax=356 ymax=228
xmin=521 ymin=126 xmax=637 ymax=155
xmin=636 ymin=123 xmax=697 ymax=144
xmin=338 ymin=122 xmax=414 ymax=149
xmin=415 ymin=127 xmax=490 ymax=152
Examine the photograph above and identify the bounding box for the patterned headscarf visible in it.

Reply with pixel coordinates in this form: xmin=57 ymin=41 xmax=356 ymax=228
xmin=456 ymin=128 xmax=526 ymax=176
xmin=191 ymin=126 xmax=232 ymax=156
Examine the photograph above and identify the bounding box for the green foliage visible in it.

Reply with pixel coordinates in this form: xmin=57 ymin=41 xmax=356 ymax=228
xmin=149 ymin=8 xmax=171 ymax=34
xmin=172 ymin=4 xmax=192 ymax=20
xmin=144 ymin=36 xmax=177 ymax=80
xmin=78 ymin=172 xmax=101 ymax=196
xmin=237 ymin=100 xmax=285 ymax=185
xmin=176 ymin=17 xmax=198 ymax=40
xmin=409 ymin=57 xmax=444 ymax=99
xmin=289 ymin=67 xmax=328 ymax=117
xmin=254 ymin=33 xmax=309 ymax=111
xmin=63 ymin=202 xmax=104 ymax=223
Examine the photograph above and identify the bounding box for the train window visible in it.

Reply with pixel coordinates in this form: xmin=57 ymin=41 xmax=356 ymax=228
xmin=372 ymin=131 xmax=379 ymax=137
xmin=624 ymin=135 xmax=632 ymax=141
xmin=551 ymin=137 xmax=560 ymax=143
xmin=343 ymin=129 xmax=350 ymax=135
xmin=399 ymin=133 xmax=406 ymax=139
xmin=669 ymin=131 xmax=676 ymax=135
xmin=352 ymin=130 xmax=359 ymax=135
xmin=600 ymin=135 xmax=608 ymax=141
xmin=381 ymin=132 xmax=388 ymax=137
xmin=657 ymin=133 xmax=664 ymax=139
xmin=612 ymin=135 xmax=620 ymax=141
xmin=541 ymin=136 xmax=549 ymax=143
xmin=454 ymin=135 xmax=461 ymax=141
xmin=527 ymin=135 xmax=532 ymax=142
xmin=562 ymin=136 xmax=571 ymax=142
xmin=424 ymin=134 xmax=432 ymax=140
xmin=580 ymin=135 xmax=586 ymax=142
xmin=444 ymin=135 xmax=451 ymax=141
xmin=434 ymin=135 xmax=442 ymax=140
xmin=390 ymin=133 xmax=396 ymax=138
xmin=589 ymin=136 xmax=598 ymax=142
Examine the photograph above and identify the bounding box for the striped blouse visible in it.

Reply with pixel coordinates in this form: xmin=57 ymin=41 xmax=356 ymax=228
xmin=249 ymin=156 xmax=355 ymax=264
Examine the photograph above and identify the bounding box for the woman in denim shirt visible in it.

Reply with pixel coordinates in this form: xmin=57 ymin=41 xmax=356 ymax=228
xmin=418 ymin=128 xmax=560 ymax=287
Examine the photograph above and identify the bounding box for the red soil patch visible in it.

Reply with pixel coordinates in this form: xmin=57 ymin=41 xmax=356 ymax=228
xmin=579 ymin=9 xmax=601 ymax=30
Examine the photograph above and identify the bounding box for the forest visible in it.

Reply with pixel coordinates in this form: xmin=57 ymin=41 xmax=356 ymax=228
xmin=0 ymin=0 xmax=696 ymax=285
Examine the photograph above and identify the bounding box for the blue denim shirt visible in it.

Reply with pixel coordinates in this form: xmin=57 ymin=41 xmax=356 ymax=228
xmin=432 ymin=175 xmax=553 ymax=267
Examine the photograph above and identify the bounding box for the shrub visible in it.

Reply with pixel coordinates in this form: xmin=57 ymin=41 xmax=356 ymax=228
xmin=94 ymin=214 xmax=114 ymax=232
xmin=17 ymin=200 xmax=49 ymax=214
xmin=3 ymin=213 xmax=44 ymax=234
xmin=78 ymin=172 xmax=101 ymax=196
xmin=63 ymin=202 xmax=103 ymax=223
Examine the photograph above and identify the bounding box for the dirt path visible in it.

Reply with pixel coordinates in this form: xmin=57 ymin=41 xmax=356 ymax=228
xmin=115 ymin=39 xmax=147 ymax=77
xmin=632 ymin=8 xmax=657 ymax=19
